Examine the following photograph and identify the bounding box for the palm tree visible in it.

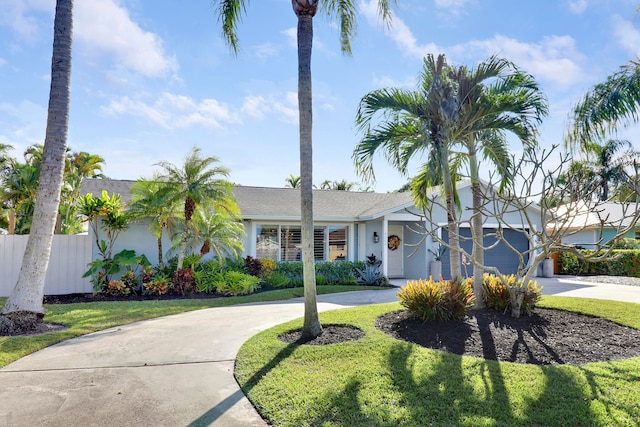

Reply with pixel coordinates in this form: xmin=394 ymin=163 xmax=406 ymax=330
xmin=128 ymin=177 xmax=181 ymax=269
xmin=190 ymin=205 xmax=245 ymax=259
xmin=570 ymin=59 xmax=640 ymax=147
xmin=451 ymin=58 xmax=547 ymax=307
xmin=354 ymin=54 xmax=465 ymax=279
xmin=320 ymin=179 xmax=356 ymax=190
xmin=0 ymin=0 xmax=73 ymax=334
xmin=154 ymin=147 xmax=237 ymax=271
xmin=213 ymin=0 xmax=396 ymax=340
xmin=285 ymin=174 xmax=301 ymax=188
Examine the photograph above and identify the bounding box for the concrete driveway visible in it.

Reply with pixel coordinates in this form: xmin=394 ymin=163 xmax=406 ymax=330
xmin=1 ymin=278 xmax=639 ymax=426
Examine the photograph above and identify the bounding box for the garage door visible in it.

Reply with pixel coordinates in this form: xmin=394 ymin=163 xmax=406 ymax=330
xmin=440 ymin=227 xmax=529 ymax=280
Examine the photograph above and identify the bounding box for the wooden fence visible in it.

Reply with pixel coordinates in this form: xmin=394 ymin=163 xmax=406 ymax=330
xmin=0 ymin=235 xmax=92 ymax=297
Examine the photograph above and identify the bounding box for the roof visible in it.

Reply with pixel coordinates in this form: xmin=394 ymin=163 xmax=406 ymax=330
xmin=80 ymin=178 xmax=416 ymax=222
xmin=548 ymin=201 xmax=640 ymax=230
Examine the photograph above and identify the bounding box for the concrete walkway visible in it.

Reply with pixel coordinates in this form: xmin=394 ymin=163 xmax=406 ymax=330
xmin=1 ymin=278 xmax=639 ymax=426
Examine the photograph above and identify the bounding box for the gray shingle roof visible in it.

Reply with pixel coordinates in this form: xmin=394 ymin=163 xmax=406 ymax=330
xmin=80 ymin=178 xmax=417 ymax=221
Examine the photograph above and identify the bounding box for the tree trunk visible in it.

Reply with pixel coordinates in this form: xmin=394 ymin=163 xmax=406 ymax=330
xmin=0 ymin=0 xmax=73 ymax=330
xmin=157 ymin=235 xmax=164 ymax=270
xmin=177 ymin=224 xmax=189 ymax=271
xmin=440 ymin=142 xmax=462 ymax=280
xmin=469 ymin=149 xmax=485 ymax=309
xmin=297 ymin=11 xmax=322 ymax=340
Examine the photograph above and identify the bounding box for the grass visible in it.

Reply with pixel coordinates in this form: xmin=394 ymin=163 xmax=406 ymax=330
xmin=0 ymin=285 xmax=380 ymax=368
xmin=235 ymin=295 xmax=640 ymax=427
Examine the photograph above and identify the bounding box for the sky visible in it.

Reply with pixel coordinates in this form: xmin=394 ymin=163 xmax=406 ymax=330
xmin=1 ymin=0 xmax=640 ymax=193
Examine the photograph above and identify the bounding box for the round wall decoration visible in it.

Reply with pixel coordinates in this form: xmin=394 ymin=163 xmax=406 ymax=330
xmin=387 ymin=235 xmax=401 ymax=251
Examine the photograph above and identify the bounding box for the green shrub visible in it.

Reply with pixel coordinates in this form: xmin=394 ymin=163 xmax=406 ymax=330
xmin=214 ymin=271 xmax=261 ymax=296
xmin=193 ymin=269 xmax=217 ymax=293
xmin=482 ymin=274 xmax=542 ymax=317
xmin=397 ymin=277 xmax=475 ymax=321
xmin=559 ymin=249 xmax=640 ymax=277
xmin=264 ymin=271 xmax=290 ymax=288
xmin=315 ymin=274 xmax=328 ymax=286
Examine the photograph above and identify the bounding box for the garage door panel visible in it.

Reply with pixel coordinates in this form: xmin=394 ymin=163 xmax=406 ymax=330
xmin=440 ymin=228 xmax=529 ymax=280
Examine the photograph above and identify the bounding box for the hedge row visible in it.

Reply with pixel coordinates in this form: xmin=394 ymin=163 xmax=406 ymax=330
xmin=558 ymin=250 xmax=640 ymax=277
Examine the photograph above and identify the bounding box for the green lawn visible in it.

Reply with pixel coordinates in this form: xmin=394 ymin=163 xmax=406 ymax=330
xmin=0 ymin=285 xmax=380 ymax=368
xmin=235 ymin=296 xmax=640 ymax=427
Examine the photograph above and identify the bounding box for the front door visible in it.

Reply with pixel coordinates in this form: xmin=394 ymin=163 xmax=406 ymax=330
xmin=387 ymin=225 xmax=404 ymax=277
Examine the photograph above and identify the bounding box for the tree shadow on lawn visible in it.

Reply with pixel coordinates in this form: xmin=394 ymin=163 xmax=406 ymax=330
xmin=384 ymin=343 xmax=600 ymax=426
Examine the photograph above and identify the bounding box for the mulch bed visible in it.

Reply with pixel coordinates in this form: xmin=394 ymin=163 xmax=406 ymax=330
xmin=375 ymin=308 xmax=640 ymax=365
xmin=43 ymin=292 xmax=224 ymax=304
xmin=278 ymin=308 xmax=640 ymax=366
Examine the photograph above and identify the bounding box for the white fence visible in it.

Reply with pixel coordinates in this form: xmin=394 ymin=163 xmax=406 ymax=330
xmin=1 ymin=235 xmax=93 ymax=297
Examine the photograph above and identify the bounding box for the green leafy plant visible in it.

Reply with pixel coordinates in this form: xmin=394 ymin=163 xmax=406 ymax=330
xmin=482 ymin=273 xmax=542 ymax=317
xmin=428 ymin=243 xmax=446 ymax=261
xmin=213 ymin=271 xmax=261 ymax=296
xmin=398 ymin=277 xmax=475 ymax=321
xmin=143 ymin=276 xmax=170 ymax=296
xmin=355 ymin=263 xmax=386 ymax=285
xmin=264 ymin=271 xmax=290 ymax=288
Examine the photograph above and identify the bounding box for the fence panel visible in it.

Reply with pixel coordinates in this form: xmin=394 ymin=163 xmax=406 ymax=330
xmin=0 ymin=235 xmax=92 ymax=297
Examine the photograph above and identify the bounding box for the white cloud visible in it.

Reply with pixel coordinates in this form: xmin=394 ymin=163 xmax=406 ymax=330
xmin=566 ymin=0 xmax=588 ymax=14
xmin=0 ymin=0 xmax=53 ymax=42
xmin=362 ymin=0 xmax=585 ymax=88
xmin=74 ymin=0 xmax=178 ymax=78
xmin=103 ymin=92 xmax=236 ymax=129
xmin=612 ymin=15 xmax=640 ymax=57
xmin=282 ymin=27 xmax=297 ymax=49
xmin=453 ymin=34 xmax=586 ymax=86
xmin=434 ymin=0 xmax=476 ymax=17
xmin=103 ymin=91 xmax=301 ymax=128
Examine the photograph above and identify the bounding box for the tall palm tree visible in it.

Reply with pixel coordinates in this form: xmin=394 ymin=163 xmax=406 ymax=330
xmin=570 ymin=59 xmax=640 ymax=147
xmin=213 ymin=0 xmax=396 ymax=339
xmin=354 ymin=54 xmax=465 ymax=279
xmin=0 ymin=0 xmax=73 ymax=334
xmin=452 ymin=58 xmax=547 ymax=307
xmin=154 ymin=147 xmax=237 ymax=271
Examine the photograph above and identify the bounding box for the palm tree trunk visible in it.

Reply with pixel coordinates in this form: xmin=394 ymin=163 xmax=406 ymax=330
xmin=297 ymin=11 xmax=322 ymax=340
xmin=0 ymin=0 xmax=73 ymax=333
xmin=157 ymin=235 xmax=164 ymax=270
xmin=440 ymin=143 xmax=462 ymax=280
xmin=469 ymin=149 xmax=486 ymax=309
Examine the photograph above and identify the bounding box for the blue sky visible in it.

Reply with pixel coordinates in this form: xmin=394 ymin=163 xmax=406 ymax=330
xmin=1 ymin=0 xmax=639 ymax=192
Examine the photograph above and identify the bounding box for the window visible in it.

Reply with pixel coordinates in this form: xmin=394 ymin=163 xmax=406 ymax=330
xmin=256 ymin=225 xmax=278 ymax=260
xmin=255 ymin=224 xmax=349 ymax=262
xmin=328 ymin=226 xmax=347 ymax=260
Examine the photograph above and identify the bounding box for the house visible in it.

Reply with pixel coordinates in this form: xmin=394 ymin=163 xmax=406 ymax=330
xmin=553 ymin=201 xmax=640 ymax=249
xmin=80 ymin=178 xmax=543 ymax=280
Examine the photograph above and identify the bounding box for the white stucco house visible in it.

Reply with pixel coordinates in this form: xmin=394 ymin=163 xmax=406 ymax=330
xmin=81 ymin=178 xmax=543 ymax=280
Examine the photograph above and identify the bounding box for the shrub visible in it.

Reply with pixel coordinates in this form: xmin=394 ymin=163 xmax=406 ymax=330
xmin=193 ymin=269 xmax=217 ymax=293
xmin=214 ymin=271 xmax=261 ymax=296
xmin=264 ymin=271 xmax=290 ymax=288
xmin=397 ymin=277 xmax=475 ymax=321
xmin=558 ymin=249 xmax=640 ymax=277
xmin=105 ymin=279 xmax=131 ymax=296
xmin=315 ymin=274 xmax=328 ymax=287
xmin=245 ymin=256 xmax=262 ymax=277
xmin=355 ymin=263 xmax=386 ymax=286
xmin=260 ymin=258 xmax=277 ymax=278
xmin=143 ymin=276 xmax=170 ymax=296
xmin=172 ymin=268 xmax=196 ymax=295
xmin=482 ymin=274 xmax=542 ymax=317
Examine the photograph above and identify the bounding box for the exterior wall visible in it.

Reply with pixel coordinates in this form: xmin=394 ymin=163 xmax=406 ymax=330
xmin=400 ymin=221 xmax=428 ymax=279
xmin=93 ymin=218 xmax=173 ymax=265
xmin=561 ymin=229 xmax=599 ymax=249
xmin=1 ymin=235 xmax=92 ymax=296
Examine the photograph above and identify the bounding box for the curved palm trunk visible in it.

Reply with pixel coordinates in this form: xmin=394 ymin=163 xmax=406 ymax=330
xmin=0 ymin=0 xmax=73 ymax=332
xmin=469 ymin=148 xmax=486 ymax=309
xmin=297 ymin=10 xmax=322 ymax=340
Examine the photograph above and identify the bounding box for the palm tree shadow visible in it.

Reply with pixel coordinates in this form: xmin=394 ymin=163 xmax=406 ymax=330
xmin=187 ymin=341 xmax=299 ymax=427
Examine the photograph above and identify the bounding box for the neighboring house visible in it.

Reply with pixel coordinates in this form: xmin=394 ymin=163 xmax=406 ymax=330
xmin=80 ymin=178 xmax=543 ymax=280
xmin=554 ymin=202 xmax=640 ymax=249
